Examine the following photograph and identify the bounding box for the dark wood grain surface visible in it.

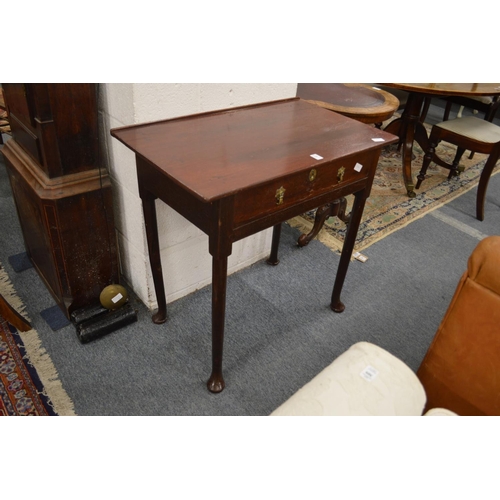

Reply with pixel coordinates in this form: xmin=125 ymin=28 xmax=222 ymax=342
xmin=382 ymin=83 xmax=500 ymax=97
xmin=296 ymin=84 xmax=400 ymax=124
xmin=111 ymin=98 xmax=396 ymax=202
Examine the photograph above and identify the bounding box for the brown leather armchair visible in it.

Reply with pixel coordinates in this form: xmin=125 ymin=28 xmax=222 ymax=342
xmin=417 ymin=235 xmax=500 ymax=416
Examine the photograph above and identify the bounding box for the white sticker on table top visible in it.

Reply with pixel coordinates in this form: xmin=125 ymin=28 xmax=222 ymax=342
xmin=360 ymin=365 xmax=379 ymax=382
xmin=111 ymin=293 xmax=123 ymax=304
xmin=371 ymin=138 xmax=385 ymax=143
xmin=354 ymin=163 xmax=363 ymax=172
xmin=310 ymin=153 xmax=323 ymax=160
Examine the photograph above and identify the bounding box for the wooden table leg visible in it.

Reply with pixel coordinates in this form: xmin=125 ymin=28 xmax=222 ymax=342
xmin=207 ymin=255 xmax=229 ymax=393
xmin=206 ymin=198 xmax=234 ymax=393
xmin=385 ymin=92 xmax=427 ymax=198
xmin=476 ymin=146 xmax=500 ymax=221
xmin=266 ymin=223 xmax=282 ymax=265
xmin=140 ymin=190 xmax=168 ymax=324
xmin=330 ymin=190 xmax=367 ymax=312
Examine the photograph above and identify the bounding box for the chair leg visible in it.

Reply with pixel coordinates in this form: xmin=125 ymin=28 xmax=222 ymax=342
xmin=443 ymin=101 xmax=452 ymax=121
xmin=469 ymin=104 xmax=499 ymax=160
xmin=476 ymin=150 xmax=500 ymax=221
xmin=420 ymin=98 xmax=431 ymax=122
xmin=416 ymin=140 xmax=439 ymax=189
xmin=448 ymin=147 xmax=466 ymax=179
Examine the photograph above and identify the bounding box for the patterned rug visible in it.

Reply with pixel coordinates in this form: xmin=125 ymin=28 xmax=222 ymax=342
xmin=289 ymin=129 xmax=500 ymax=253
xmin=0 ymin=264 xmax=75 ymax=416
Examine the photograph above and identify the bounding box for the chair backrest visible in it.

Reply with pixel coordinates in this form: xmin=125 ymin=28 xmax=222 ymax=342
xmin=417 ymin=236 xmax=500 ymax=415
xmin=443 ymin=94 xmax=500 ymax=122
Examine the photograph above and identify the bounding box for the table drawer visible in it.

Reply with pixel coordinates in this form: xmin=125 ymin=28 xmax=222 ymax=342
xmin=233 ymin=151 xmax=375 ymax=226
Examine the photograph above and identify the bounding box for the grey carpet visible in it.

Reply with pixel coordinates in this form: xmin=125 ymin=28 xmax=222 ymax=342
xmin=1 ymin=102 xmax=499 ymax=415
xmin=8 ymin=251 xmax=33 ymax=272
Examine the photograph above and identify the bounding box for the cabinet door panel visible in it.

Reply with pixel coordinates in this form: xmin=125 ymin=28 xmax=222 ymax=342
xmin=2 ymin=84 xmax=36 ymax=129
xmin=3 ymin=84 xmax=43 ymax=165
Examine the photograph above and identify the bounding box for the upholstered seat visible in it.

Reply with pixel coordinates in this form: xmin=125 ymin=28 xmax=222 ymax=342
xmin=416 ymin=116 xmax=500 ymax=220
xmin=435 ymin=115 xmax=500 ymax=143
xmin=270 ymin=342 xmax=427 ymax=416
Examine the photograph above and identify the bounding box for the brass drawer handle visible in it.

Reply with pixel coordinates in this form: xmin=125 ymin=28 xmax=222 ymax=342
xmin=337 ymin=167 xmax=345 ymax=182
xmin=309 ymin=169 xmax=317 ymax=182
xmin=275 ymin=186 xmax=285 ymax=205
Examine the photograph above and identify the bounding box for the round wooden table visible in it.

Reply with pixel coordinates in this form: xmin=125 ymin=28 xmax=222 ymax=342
xmin=297 ymin=83 xmax=400 ymax=125
xmin=382 ymin=83 xmax=500 ymax=197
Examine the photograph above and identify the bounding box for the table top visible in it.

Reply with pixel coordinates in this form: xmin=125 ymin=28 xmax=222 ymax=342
xmin=111 ymin=98 xmax=397 ymax=202
xmin=296 ymin=83 xmax=400 ymax=123
xmin=381 ymin=83 xmax=500 ymax=97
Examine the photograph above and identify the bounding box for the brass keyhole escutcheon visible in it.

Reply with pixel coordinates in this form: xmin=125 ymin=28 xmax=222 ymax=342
xmin=275 ymin=186 xmax=286 ymax=205
xmin=309 ymin=169 xmax=317 ymax=182
xmin=337 ymin=167 xmax=345 ymax=183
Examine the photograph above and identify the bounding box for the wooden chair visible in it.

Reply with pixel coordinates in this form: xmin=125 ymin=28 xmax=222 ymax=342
xmin=421 ymin=94 xmax=500 ymax=160
xmin=416 ymin=116 xmax=500 ymax=220
xmin=443 ymin=95 xmax=500 ymax=160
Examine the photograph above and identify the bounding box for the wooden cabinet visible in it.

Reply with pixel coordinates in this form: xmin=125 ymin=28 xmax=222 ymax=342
xmin=1 ymin=84 xmax=119 ymax=318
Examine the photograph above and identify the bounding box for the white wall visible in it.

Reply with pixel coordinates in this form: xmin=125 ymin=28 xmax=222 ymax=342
xmin=99 ymin=83 xmax=298 ymax=309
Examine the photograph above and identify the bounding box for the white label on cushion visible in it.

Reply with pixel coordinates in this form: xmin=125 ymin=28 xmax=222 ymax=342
xmin=354 ymin=163 xmax=363 ymax=172
xmin=371 ymin=138 xmax=385 ymax=142
xmin=310 ymin=153 xmax=323 ymax=160
xmin=360 ymin=365 xmax=379 ymax=381
xmin=111 ymin=293 xmax=123 ymax=304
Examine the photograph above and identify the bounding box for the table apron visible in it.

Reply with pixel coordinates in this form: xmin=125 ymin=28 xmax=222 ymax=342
xmin=231 ymin=177 xmax=372 ymax=242
xmin=233 ymin=151 xmax=375 ymax=225
xmin=137 ymin=151 xmax=380 ymax=245
xmin=136 ymin=155 xmax=211 ymax=234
